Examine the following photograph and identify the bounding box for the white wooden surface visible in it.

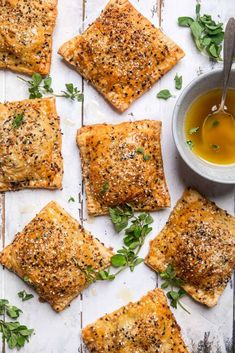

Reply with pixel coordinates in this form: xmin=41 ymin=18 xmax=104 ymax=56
xmin=0 ymin=0 xmax=234 ymax=352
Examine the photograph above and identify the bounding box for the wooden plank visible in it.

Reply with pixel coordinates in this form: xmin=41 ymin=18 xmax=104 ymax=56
xmin=160 ymin=1 xmax=235 ymax=352
xmin=1 ymin=1 xmax=84 ymax=352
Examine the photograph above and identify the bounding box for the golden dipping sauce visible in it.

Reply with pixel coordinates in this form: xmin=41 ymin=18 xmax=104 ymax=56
xmin=185 ymin=88 xmax=235 ymax=165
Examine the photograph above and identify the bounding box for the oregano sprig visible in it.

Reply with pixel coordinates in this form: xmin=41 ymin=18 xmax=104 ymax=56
xmin=18 ymin=74 xmax=84 ymax=102
xmin=178 ymin=4 xmax=224 ymax=61
xmin=160 ymin=264 xmax=190 ymax=314
xmin=0 ymin=299 xmax=34 ymax=349
xmin=74 ymin=205 xmax=153 ymax=283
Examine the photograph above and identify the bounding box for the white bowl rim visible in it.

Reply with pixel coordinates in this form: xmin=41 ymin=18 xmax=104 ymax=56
xmin=172 ymin=67 xmax=235 ymax=184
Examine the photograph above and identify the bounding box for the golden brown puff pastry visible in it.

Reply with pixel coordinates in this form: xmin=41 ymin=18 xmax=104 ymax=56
xmin=58 ymin=0 xmax=184 ymax=112
xmin=77 ymin=120 xmax=170 ymax=216
xmin=0 ymin=201 xmax=113 ymax=312
xmin=145 ymin=188 xmax=235 ymax=307
xmin=0 ymin=0 xmax=57 ymax=75
xmin=82 ymin=288 xmax=188 ymax=353
xmin=0 ymin=97 xmax=63 ymax=191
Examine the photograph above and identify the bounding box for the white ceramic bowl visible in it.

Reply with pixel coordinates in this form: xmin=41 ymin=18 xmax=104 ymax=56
xmin=172 ymin=68 xmax=235 ymax=184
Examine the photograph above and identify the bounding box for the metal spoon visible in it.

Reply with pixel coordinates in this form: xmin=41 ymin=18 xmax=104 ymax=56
xmin=202 ymin=17 xmax=235 ymax=135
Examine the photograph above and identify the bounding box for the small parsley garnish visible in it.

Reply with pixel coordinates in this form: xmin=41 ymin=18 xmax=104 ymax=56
xmin=18 ymin=291 xmax=34 ymax=302
xmin=136 ymin=147 xmax=151 ymax=161
xmin=160 ymin=265 xmax=190 ymax=314
xmin=18 ymin=74 xmax=84 ymax=102
xmin=212 ymin=120 xmax=220 ymax=127
xmin=100 ymin=181 xmax=109 ymax=195
xmin=59 ymin=83 xmax=84 ymax=102
xmin=189 ymin=127 xmax=199 ymax=134
xmin=186 ymin=140 xmax=194 ymax=149
xmin=211 ymin=144 xmax=220 ymax=150
xmin=174 ymin=74 xmax=183 ymax=90
xmin=68 ymin=196 xmax=75 ymax=203
xmin=157 ymin=89 xmax=172 ymax=100
xmin=12 ymin=113 xmax=24 ymax=129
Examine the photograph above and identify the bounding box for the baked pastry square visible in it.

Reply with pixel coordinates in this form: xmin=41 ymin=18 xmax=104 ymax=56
xmin=0 ymin=97 xmax=63 ymax=191
xmin=0 ymin=0 xmax=57 ymax=75
xmin=145 ymin=188 xmax=235 ymax=307
xmin=0 ymin=201 xmax=113 ymax=312
xmin=58 ymin=0 xmax=184 ymax=112
xmin=82 ymin=288 xmax=188 ymax=353
xmin=77 ymin=120 xmax=170 ymax=216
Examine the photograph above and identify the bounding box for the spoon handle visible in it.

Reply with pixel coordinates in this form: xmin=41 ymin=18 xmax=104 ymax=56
xmin=220 ymin=18 xmax=235 ymax=109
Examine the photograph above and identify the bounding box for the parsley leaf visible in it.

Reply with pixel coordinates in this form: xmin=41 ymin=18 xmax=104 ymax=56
xmin=211 ymin=144 xmax=220 ymax=150
xmin=160 ymin=265 xmax=190 ymax=314
xmin=12 ymin=113 xmax=24 ymax=129
xmin=18 ymin=75 xmax=83 ymax=102
xmin=157 ymin=89 xmax=172 ymax=100
xmin=100 ymin=181 xmax=109 ymax=195
xmin=60 ymin=83 xmax=84 ymax=102
xmin=109 ymin=204 xmax=134 ymax=232
xmin=83 ymin=206 xmax=153 ymax=282
xmin=136 ymin=147 xmax=151 ymax=161
xmin=189 ymin=127 xmax=199 ymax=134
xmin=174 ymin=74 xmax=183 ymax=90
xmin=0 ymin=299 xmax=22 ymax=319
xmin=0 ymin=320 xmax=34 ymax=350
xmin=186 ymin=140 xmax=194 ymax=149
xmin=18 ymin=291 xmax=34 ymax=302
xmin=178 ymin=4 xmax=224 ymax=61
xmin=68 ymin=196 xmax=75 ymax=203
xmin=212 ymin=120 xmax=220 ymax=127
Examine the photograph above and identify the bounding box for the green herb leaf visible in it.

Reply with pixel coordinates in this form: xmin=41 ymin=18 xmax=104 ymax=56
xmin=178 ymin=16 xmax=194 ymax=27
xmin=212 ymin=120 xmax=220 ymax=127
xmin=160 ymin=265 xmax=190 ymax=314
xmin=68 ymin=196 xmax=75 ymax=203
xmin=109 ymin=204 xmax=134 ymax=232
xmin=111 ymin=254 xmax=127 ymax=267
xmin=178 ymin=4 xmax=224 ymax=61
xmin=61 ymin=83 xmax=84 ymax=102
xmin=211 ymin=144 xmax=220 ymax=150
xmin=18 ymin=75 xmax=84 ymax=102
xmin=186 ymin=140 xmax=194 ymax=149
xmin=157 ymin=89 xmax=172 ymax=100
xmin=143 ymin=154 xmax=151 ymax=161
xmin=174 ymin=74 xmax=183 ymax=90
xmin=136 ymin=147 xmax=145 ymax=154
xmin=189 ymin=127 xmax=199 ymax=134
xmin=0 ymin=299 xmax=22 ymax=319
xmin=18 ymin=291 xmax=34 ymax=302
xmin=100 ymin=181 xmax=109 ymax=195
xmin=0 ymin=320 xmax=34 ymax=350
xmin=12 ymin=113 xmax=24 ymax=129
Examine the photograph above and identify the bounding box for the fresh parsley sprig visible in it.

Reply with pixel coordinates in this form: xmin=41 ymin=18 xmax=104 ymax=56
xmin=75 ymin=205 xmax=153 ymax=283
xmin=0 ymin=299 xmax=34 ymax=349
xmin=160 ymin=265 xmax=190 ymax=314
xmin=0 ymin=299 xmax=22 ymax=319
xmin=178 ymin=4 xmax=224 ymax=61
xmin=18 ymin=74 xmax=84 ymax=102
xmin=0 ymin=320 xmax=34 ymax=350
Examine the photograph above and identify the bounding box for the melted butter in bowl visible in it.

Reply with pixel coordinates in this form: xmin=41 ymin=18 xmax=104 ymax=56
xmin=185 ymin=88 xmax=235 ymax=165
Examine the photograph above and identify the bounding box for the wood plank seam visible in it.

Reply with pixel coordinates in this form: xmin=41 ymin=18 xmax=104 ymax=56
xmin=79 ymin=1 xmax=87 ymax=352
